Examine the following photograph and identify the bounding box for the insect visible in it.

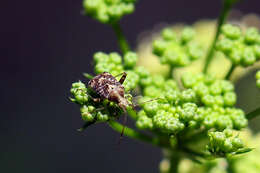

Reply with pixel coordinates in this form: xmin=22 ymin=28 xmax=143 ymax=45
xmin=80 ymin=72 xmax=160 ymax=142
xmin=87 ymin=72 xmax=130 ymax=142
xmin=88 ymin=72 xmax=129 ymax=111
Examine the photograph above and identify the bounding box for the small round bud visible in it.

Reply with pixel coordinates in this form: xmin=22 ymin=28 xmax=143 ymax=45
xmin=221 ymin=24 xmax=241 ymax=40
xmin=181 ymin=27 xmax=195 ymax=43
xmin=124 ymin=52 xmax=138 ymax=69
xmin=162 ymin=28 xmax=176 ymax=41
xmin=224 ymin=92 xmax=236 ymax=106
xmin=244 ymin=27 xmax=259 ymax=44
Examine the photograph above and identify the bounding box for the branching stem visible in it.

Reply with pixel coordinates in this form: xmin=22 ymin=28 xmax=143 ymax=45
xmin=108 ymin=120 xmax=170 ymax=148
xmin=203 ymin=0 xmax=236 ymax=73
xmin=246 ymin=107 xmax=260 ymax=120
xmin=225 ymin=64 xmax=236 ymax=80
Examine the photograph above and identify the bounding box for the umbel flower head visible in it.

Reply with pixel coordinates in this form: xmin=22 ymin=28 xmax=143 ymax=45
xmin=153 ymin=27 xmax=204 ymax=67
xmin=70 ymin=50 xmax=250 ymax=157
xmin=83 ymin=0 xmax=136 ymax=24
xmin=216 ymin=24 xmax=260 ymax=66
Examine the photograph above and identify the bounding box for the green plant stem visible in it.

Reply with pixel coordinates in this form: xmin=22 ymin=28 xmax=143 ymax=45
xmin=225 ymin=64 xmax=236 ymax=80
xmin=168 ymin=151 xmax=180 ymax=173
xmin=227 ymin=158 xmax=235 ymax=173
xmin=246 ymin=107 xmax=260 ymax=120
xmin=111 ymin=22 xmax=130 ymax=55
xmin=167 ymin=66 xmax=174 ymax=79
xmin=203 ymin=0 xmax=235 ymax=73
xmin=126 ymin=106 xmax=138 ymax=120
xmin=108 ymin=120 xmax=169 ymax=148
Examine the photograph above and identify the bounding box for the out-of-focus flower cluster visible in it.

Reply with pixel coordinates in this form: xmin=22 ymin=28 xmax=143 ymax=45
xmin=216 ymin=24 xmax=260 ymax=67
xmin=83 ymin=0 xmax=136 ymax=24
xmin=177 ymin=130 xmax=260 ymax=173
xmin=256 ymin=70 xmax=260 ymax=88
xmin=152 ymin=27 xmax=204 ymax=67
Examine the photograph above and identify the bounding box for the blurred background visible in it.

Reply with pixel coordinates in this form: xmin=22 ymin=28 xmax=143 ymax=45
xmin=1 ymin=0 xmax=260 ymax=173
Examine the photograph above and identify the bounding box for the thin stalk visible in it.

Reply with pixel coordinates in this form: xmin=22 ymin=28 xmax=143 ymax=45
xmin=246 ymin=107 xmax=260 ymax=120
xmin=108 ymin=120 xmax=170 ymax=148
xmin=167 ymin=66 xmax=174 ymax=79
xmin=126 ymin=106 xmax=138 ymax=120
xmin=227 ymin=158 xmax=235 ymax=173
xmin=169 ymin=151 xmax=180 ymax=173
xmin=225 ymin=64 xmax=236 ymax=80
xmin=111 ymin=22 xmax=130 ymax=55
xmin=203 ymin=0 xmax=235 ymax=73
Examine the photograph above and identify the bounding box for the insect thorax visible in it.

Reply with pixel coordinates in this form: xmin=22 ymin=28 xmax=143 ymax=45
xmin=88 ymin=72 xmax=126 ymax=104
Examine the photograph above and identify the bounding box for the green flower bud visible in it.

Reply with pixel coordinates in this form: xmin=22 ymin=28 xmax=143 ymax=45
xmin=210 ymin=81 xmax=222 ymax=95
xmin=165 ymin=90 xmax=180 ymax=104
xmin=179 ymin=103 xmax=197 ymax=122
xmin=224 ymin=129 xmax=233 ymax=137
xmin=181 ymin=27 xmax=195 ymax=43
xmin=220 ymin=80 xmax=234 ymax=93
xmin=135 ymin=66 xmax=150 ymax=78
xmin=253 ymin=45 xmax=260 ymax=58
xmin=153 ymin=40 xmax=167 ymax=56
xmin=81 ymin=105 xmax=95 ymax=122
xmin=143 ymin=102 xmax=159 ymax=117
xmin=181 ymin=89 xmax=197 ymax=103
xmin=136 ymin=115 xmax=153 ymax=130
xmin=216 ymin=38 xmax=233 ymax=54
xmin=187 ymin=42 xmax=203 ymax=60
xmin=256 ymin=71 xmax=260 ymax=79
xmin=224 ymin=92 xmax=236 ymax=106
xmin=202 ymin=94 xmax=215 ymax=107
xmin=232 ymin=137 xmax=244 ymax=149
xmin=229 ymin=49 xmax=242 ymax=65
xmin=124 ymin=52 xmax=138 ymax=69
xmin=215 ymin=115 xmax=233 ymax=130
xmin=109 ymin=52 xmax=122 ymax=64
xmin=241 ymin=47 xmax=256 ymax=66
xmin=223 ymin=138 xmax=233 ymax=152
xmin=162 ymin=28 xmax=176 ymax=41
xmin=193 ymin=82 xmax=209 ymax=97
xmin=244 ymin=27 xmax=259 ymax=44
xmin=144 ymin=86 xmax=161 ymax=98
xmin=221 ymin=24 xmax=241 ymax=40
xmin=96 ymin=111 xmax=109 ymax=122
xmin=257 ymin=79 xmax=260 ymax=88
xmin=83 ymin=0 xmax=136 ymax=24
xmin=181 ymin=73 xmax=197 ymax=88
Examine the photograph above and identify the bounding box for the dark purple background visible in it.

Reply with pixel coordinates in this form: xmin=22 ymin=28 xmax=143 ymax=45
xmin=1 ymin=0 xmax=260 ymax=173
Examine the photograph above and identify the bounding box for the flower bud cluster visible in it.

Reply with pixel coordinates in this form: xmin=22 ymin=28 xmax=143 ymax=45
xmin=216 ymin=24 xmax=260 ymax=66
xmin=256 ymin=70 xmax=260 ymax=88
xmin=136 ymin=74 xmax=202 ymax=134
xmin=153 ymin=27 xmax=204 ymax=67
xmin=70 ymin=81 xmax=123 ymax=122
xmin=181 ymin=72 xmax=248 ymax=131
xmin=207 ymin=129 xmax=245 ymax=157
xmin=136 ymin=73 xmax=247 ymax=134
xmin=83 ymin=0 xmax=136 ymax=24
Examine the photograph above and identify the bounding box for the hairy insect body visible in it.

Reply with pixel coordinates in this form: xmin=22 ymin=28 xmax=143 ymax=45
xmin=88 ymin=72 xmax=129 ymax=111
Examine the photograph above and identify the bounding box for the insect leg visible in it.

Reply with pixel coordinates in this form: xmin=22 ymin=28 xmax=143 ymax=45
xmin=119 ymin=72 xmax=127 ymax=84
xmin=86 ymin=93 xmax=103 ymax=103
xmin=118 ymin=114 xmax=128 ymax=145
xmin=133 ymin=98 xmax=164 ymax=107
